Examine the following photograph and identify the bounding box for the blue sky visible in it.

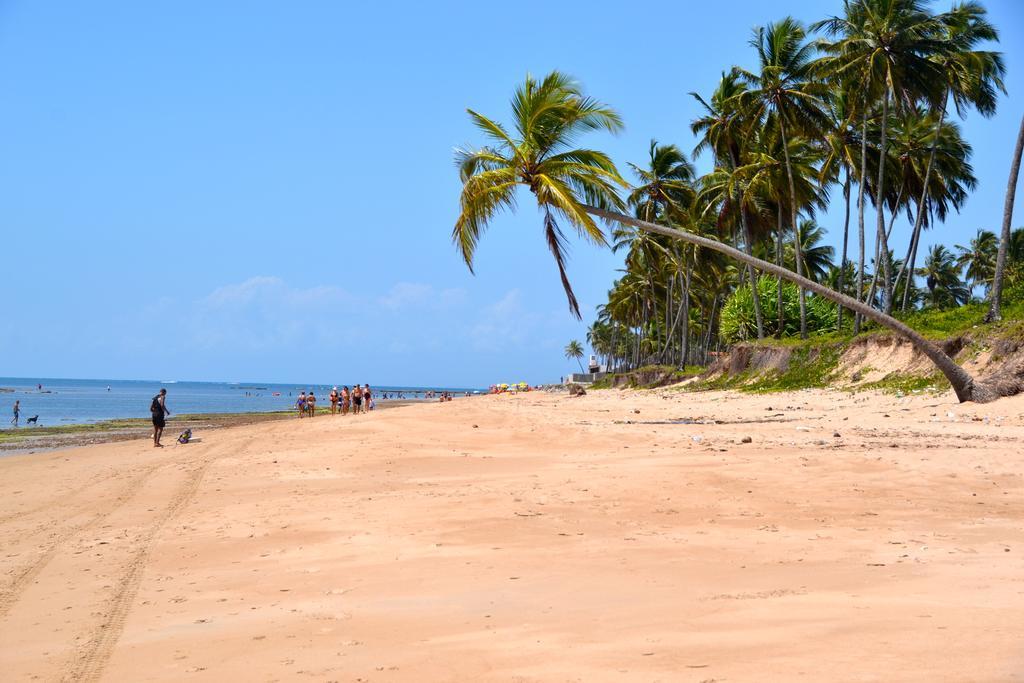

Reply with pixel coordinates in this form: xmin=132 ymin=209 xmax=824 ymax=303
xmin=1 ymin=0 xmax=1022 ymax=387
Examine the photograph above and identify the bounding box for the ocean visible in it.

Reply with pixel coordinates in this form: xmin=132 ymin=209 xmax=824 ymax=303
xmin=0 ymin=377 xmax=482 ymax=427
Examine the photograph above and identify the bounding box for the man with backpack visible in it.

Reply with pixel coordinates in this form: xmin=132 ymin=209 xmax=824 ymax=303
xmin=151 ymin=388 xmax=170 ymax=447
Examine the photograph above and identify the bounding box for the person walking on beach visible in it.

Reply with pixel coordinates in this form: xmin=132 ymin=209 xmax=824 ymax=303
xmin=329 ymin=387 xmax=339 ymax=415
xmin=11 ymin=400 xmax=20 ymax=427
xmin=363 ymin=384 xmax=373 ymax=411
xmin=150 ymin=389 xmax=170 ymax=447
xmin=307 ymin=391 xmax=317 ymax=417
xmin=296 ymin=391 xmax=307 ymax=418
xmin=352 ymin=384 xmax=362 ymax=414
xmin=341 ymin=386 xmax=350 ymax=415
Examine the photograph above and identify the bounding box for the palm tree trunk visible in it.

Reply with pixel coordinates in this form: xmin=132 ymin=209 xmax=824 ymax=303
xmin=740 ymin=209 xmax=766 ymax=340
xmin=682 ymin=257 xmax=692 ymax=366
xmin=894 ymin=94 xmax=948 ymax=309
xmin=729 ymin=150 xmax=765 ymax=339
xmin=855 ymin=107 xmax=869 ymax=333
xmin=778 ymin=117 xmax=807 ymax=338
xmin=987 ymin=111 xmax=1024 ymax=322
xmin=583 ymin=204 xmax=993 ymax=403
xmin=876 ymin=91 xmax=893 ymax=314
xmin=776 ymin=203 xmax=784 ymax=337
xmin=867 ymin=183 xmax=903 ymax=309
xmin=899 ymin=198 xmax=926 ymax=311
xmin=837 ymin=166 xmax=852 ymax=330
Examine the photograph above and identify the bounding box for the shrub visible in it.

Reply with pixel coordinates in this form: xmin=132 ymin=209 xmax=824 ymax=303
xmin=720 ymin=276 xmax=838 ymax=343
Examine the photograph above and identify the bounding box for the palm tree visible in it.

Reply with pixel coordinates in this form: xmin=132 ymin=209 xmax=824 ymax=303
xmin=453 ymin=71 xmax=627 ymax=319
xmin=918 ymin=244 xmax=970 ymax=308
xmin=887 ymin=106 xmax=977 ymax=309
xmin=456 ymin=71 xmax=995 ymax=402
xmin=956 ymin=228 xmax=998 ymax=297
xmin=988 ymin=113 xmax=1024 ymax=321
xmin=897 ymin=2 xmax=1004 ymax=309
xmin=691 ymin=73 xmax=767 ymax=339
xmin=564 ymin=340 xmax=585 ymax=373
xmin=784 ymin=219 xmax=836 ymax=283
xmin=819 ymin=90 xmax=861 ymax=329
xmin=734 ymin=17 xmax=829 ymax=338
xmin=627 ymin=140 xmax=695 ymax=223
xmin=814 ymin=0 xmax=949 ymax=314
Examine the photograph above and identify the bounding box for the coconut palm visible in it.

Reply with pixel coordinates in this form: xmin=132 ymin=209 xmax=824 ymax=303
xmin=782 ymin=219 xmax=836 ymax=283
xmin=988 ymin=113 xmax=1024 ymax=321
xmin=456 ymin=71 xmax=995 ymax=402
xmin=734 ymin=17 xmax=829 ymax=338
xmin=918 ymin=244 xmax=970 ymax=308
xmin=819 ymin=90 xmax=863 ymax=329
xmin=691 ymin=74 xmax=767 ymax=339
xmin=1011 ymin=227 xmax=1024 ymax=264
xmin=897 ymin=2 xmax=1004 ymax=308
xmin=627 ymin=140 xmax=696 ymax=223
xmin=814 ymin=0 xmax=949 ymax=313
xmin=956 ymin=228 xmax=998 ymax=296
xmin=887 ymin=106 xmax=977 ymax=308
xmin=453 ymin=71 xmax=627 ymax=319
xmin=564 ymin=340 xmax=585 ymax=373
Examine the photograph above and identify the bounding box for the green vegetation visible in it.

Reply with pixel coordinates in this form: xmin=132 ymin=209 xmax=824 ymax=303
xmin=855 ymin=372 xmax=950 ymax=395
xmin=747 ymin=345 xmax=844 ymax=392
xmin=720 ymin=277 xmax=838 ymax=342
xmin=454 ymin=3 xmax=1021 ymax=402
xmin=590 ymin=364 xmax=705 ymax=390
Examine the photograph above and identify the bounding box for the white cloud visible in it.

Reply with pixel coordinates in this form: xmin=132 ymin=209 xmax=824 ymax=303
xmin=377 ymin=282 xmax=466 ymax=311
xmin=468 ymin=289 xmax=544 ymax=352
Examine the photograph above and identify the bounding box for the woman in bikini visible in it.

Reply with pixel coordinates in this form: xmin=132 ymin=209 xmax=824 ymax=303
xmin=341 ymin=386 xmax=350 ymax=415
xmin=307 ymin=391 xmax=317 ymax=417
xmin=329 ymin=387 xmax=339 ymax=415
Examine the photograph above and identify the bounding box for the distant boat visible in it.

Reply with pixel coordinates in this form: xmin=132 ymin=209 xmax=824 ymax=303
xmin=161 ymin=380 xmax=177 ymax=384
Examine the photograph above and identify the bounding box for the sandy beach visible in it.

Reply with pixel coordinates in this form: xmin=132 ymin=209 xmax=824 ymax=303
xmin=1 ymin=388 xmax=1022 ymax=681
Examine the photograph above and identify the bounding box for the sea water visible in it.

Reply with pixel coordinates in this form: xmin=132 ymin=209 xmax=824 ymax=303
xmin=0 ymin=377 xmax=481 ymax=427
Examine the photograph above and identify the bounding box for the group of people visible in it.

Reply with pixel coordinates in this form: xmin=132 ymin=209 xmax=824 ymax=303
xmin=296 ymin=385 xmax=373 ymax=417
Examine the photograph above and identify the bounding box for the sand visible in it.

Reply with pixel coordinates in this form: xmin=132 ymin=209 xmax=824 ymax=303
xmin=1 ymin=388 xmax=1022 ymax=682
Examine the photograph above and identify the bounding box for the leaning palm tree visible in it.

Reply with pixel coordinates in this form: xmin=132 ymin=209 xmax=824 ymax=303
xmin=453 ymin=71 xmax=628 ymax=318
xmin=455 ymin=71 xmax=1000 ymax=402
xmin=564 ymin=340 xmax=585 ymax=373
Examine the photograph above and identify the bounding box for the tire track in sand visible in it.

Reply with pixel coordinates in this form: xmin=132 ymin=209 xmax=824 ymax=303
xmin=63 ymin=436 xmax=253 ymax=683
xmin=0 ymin=463 xmax=161 ymax=618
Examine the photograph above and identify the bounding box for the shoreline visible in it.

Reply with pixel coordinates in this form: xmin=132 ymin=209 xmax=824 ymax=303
xmin=0 ymin=400 xmax=420 ymax=454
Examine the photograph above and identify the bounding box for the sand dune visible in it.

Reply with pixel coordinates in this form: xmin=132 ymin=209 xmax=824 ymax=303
xmin=1 ymin=388 xmax=1022 ymax=681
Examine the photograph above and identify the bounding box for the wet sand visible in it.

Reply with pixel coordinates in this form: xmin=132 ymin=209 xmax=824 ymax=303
xmin=0 ymin=388 xmax=1022 ymax=681
xmin=0 ymin=402 xmax=417 ymax=455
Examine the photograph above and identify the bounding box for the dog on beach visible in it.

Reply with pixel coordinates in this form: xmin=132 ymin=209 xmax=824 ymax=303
xmin=26 ymin=415 xmax=39 ymax=425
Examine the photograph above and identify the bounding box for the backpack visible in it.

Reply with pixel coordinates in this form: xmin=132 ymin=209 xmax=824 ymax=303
xmin=150 ymin=396 xmax=161 ymax=414
xmin=177 ymin=429 xmax=192 ymax=445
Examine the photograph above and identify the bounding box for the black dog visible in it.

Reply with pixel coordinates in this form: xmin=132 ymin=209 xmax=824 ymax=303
xmin=26 ymin=415 xmax=39 ymax=425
